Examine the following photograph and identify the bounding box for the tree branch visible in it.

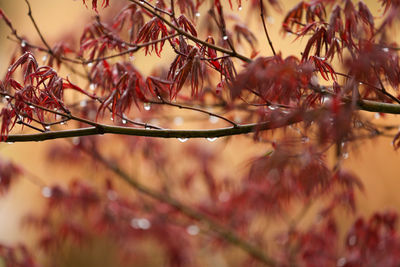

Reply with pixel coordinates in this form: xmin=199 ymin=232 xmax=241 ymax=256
xmin=91 ymin=149 xmax=277 ymax=266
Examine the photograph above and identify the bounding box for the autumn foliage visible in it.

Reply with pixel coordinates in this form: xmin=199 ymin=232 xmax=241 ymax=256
xmin=1 ymin=0 xmax=400 ymax=266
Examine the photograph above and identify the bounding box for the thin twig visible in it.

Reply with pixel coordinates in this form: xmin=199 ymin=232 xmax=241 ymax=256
xmin=24 ymin=0 xmax=53 ymax=53
xmin=90 ymin=149 xmax=277 ymax=266
xmin=129 ymin=0 xmax=252 ymax=63
xmin=259 ymin=0 xmax=276 ymax=56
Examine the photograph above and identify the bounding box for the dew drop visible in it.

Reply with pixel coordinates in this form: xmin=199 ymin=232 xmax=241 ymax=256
xmin=178 ymin=137 xmax=188 ymax=143
xmin=45 ymin=125 xmax=51 ymax=131
xmin=382 ymin=47 xmax=389 ymax=52
xmin=343 ymin=152 xmax=349 ymax=159
xmin=122 ymin=119 xmax=127 ymax=124
xmin=110 ymin=117 xmax=114 ymax=121
xmin=42 ymin=55 xmax=48 ymax=62
xmin=6 ymin=141 xmax=14 ymax=144
xmin=41 ymin=187 xmax=52 ymax=198
xmin=4 ymin=95 xmax=11 ymax=100
xmin=186 ymin=225 xmax=200 ymax=236
xmin=209 ymin=115 xmax=218 ymax=124
xmin=206 ymin=137 xmax=218 ymax=142
xmin=29 ymin=105 xmax=35 ymax=109
xmin=87 ymin=62 xmax=93 ymax=68
xmin=143 ymin=102 xmax=151 ymax=111
xmin=238 ymin=5 xmax=242 ymax=11
xmin=195 ymin=12 xmax=200 ymax=17
xmin=89 ymin=83 xmax=97 ymax=91
xmin=21 ymin=40 xmax=26 ymax=47
xmin=223 ymin=35 xmax=229 ymax=40
xmin=60 ymin=121 xmax=66 ymax=125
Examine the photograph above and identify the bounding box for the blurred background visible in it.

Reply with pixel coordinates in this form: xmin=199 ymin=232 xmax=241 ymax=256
xmin=0 ymin=0 xmax=400 ymax=265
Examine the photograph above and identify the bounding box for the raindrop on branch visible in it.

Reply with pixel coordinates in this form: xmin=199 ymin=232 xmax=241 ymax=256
xmin=89 ymin=83 xmax=97 ymax=91
xmin=143 ymin=102 xmax=151 ymax=111
xmin=195 ymin=12 xmax=200 ymax=17
xmin=122 ymin=119 xmax=127 ymax=124
xmin=206 ymin=137 xmax=218 ymax=142
xmin=223 ymin=35 xmax=228 ymax=40
xmin=21 ymin=40 xmax=26 ymax=47
xmin=178 ymin=138 xmax=188 ymax=143
xmin=209 ymin=115 xmax=218 ymax=124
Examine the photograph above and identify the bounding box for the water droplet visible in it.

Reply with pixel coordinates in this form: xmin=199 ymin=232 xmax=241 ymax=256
xmin=218 ymin=192 xmax=230 ymax=202
xmin=72 ymin=137 xmax=80 ymax=145
xmin=21 ymin=40 xmax=26 ymax=47
xmin=359 ymin=82 xmax=363 ymax=85
xmin=122 ymin=119 xmax=127 ymax=124
xmin=223 ymin=35 xmax=228 ymax=40
xmin=382 ymin=47 xmax=389 ymax=52
xmin=195 ymin=12 xmax=200 ymax=17
xmin=186 ymin=225 xmax=200 ymax=236
xmin=6 ymin=141 xmax=14 ymax=144
xmin=29 ymin=105 xmax=35 ymax=109
xmin=238 ymin=5 xmax=242 ymax=11
xmin=374 ymin=113 xmax=380 ymax=119
xmin=42 ymin=55 xmax=48 ymax=62
xmin=41 ymin=187 xmax=52 ymax=198
xmin=80 ymin=100 xmax=87 ymax=107
xmin=45 ymin=125 xmax=50 ymax=131
xmin=206 ymin=137 xmax=217 ymax=142
xmin=4 ymin=95 xmax=11 ymax=100
xmin=266 ymin=16 xmax=275 ymax=24
xmin=130 ymin=218 xmax=151 ymax=230
xmin=178 ymin=138 xmax=188 ymax=143
xmin=121 ymin=43 xmax=126 ymax=48
xmin=321 ymin=96 xmax=331 ymax=104
xmin=110 ymin=117 xmax=114 ymax=121
xmin=310 ymin=75 xmax=319 ymax=86
xmin=337 ymin=257 xmax=346 ymax=267
xmin=268 ymin=105 xmax=278 ymax=110
xmin=87 ymin=62 xmax=93 ymax=68
xmin=174 ymin=117 xmax=184 ymax=126
xmin=143 ymin=102 xmax=151 ymax=111
xmin=343 ymin=152 xmax=349 ymax=159
xmin=209 ymin=115 xmax=218 ymax=124
xmin=348 ymin=235 xmax=357 ymax=246
xmin=107 ymin=190 xmax=118 ymax=201
xmin=60 ymin=121 xmax=66 ymax=125
xmin=301 ymin=136 xmax=309 ymax=143
xmin=89 ymin=83 xmax=97 ymax=90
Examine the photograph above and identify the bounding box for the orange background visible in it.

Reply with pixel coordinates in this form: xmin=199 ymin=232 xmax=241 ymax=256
xmin=0 ymin=0 xmax=399 ymax=249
